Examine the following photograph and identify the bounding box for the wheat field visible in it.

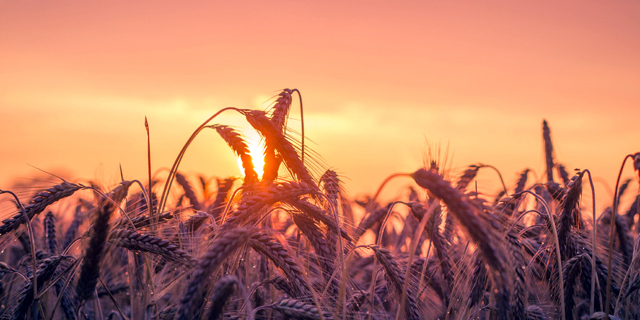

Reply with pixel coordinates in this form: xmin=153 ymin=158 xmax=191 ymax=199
xmin=0 ymin=89 xmax=639 ymax=320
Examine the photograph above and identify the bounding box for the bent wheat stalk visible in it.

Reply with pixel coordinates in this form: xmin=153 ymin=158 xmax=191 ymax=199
xmin=0 ymin=190 xmax=39 ymax=301
xmin=606 ymin=154 xmax=637 ymax=317
xmin=158 ymin=107 xmax=244 ymax=213
xmin=519 ymin=190 xmax=566 ymax=320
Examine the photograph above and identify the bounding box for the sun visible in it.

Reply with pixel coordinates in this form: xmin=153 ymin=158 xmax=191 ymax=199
xmin=237 ymin=138 xmax=265 ymax=179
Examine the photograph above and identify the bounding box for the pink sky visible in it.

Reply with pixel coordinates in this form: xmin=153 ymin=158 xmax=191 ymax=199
xmin=1 ymin=1 xmax=639 ymax=208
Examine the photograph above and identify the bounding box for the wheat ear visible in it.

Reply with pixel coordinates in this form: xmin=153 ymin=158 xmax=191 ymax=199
xmin=223 ymin=181 xmax=316 ymax=228
xmin=247 ymin=231 xmax=311 ymax=298
xmin=44 ymin=211 xmax=58 ymax=255
xmin=543 ymin=119 xmax=555 ymax=183
xmin=0 ymin=181 xmax=83 ymax=236
xmin=62 ymin=205 xmax=86 ymax=251
xmin=411 ymin=169 xmax=506 ymax=273
xmin=177 ymin=228 xmax=251 ymax=320
xmin=109 ymin=228 xmax=197 ymax=266
xmin=174 ymin=172 xmax=202 ymax=210
xmin=263 ymin=89 xmax=294 ymax=182
xmin=209 ymin=125 xmax=259 ymax=184
xmin=75 ymin=181 xmax=132 ymax=304
xmin=557 ymin=172 xmax=583 ymax=259
xmin=244 ymin=110 xmax=316 ymax=188
xmin=11 ymin=256 xmax=67 ymax=320
xmin=455 ymin=165 xmax=479 ymax=190
xmin=270 ymin=298 xmax=330 ymax=320
xmin=75 ymin=197 xmax=116 ymax=304
xmin=368 ymin=245 xmax=421 ymax=320
xmin=205 ymin=275 xmax=240 ymax=320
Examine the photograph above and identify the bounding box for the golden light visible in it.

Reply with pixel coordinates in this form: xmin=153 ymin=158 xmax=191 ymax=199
xmin=237 ymin=137 xmax=265 ymax=179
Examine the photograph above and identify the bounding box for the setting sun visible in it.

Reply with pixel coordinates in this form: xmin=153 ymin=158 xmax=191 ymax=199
xmin=237 ymin=135 xmax=265 ymax=180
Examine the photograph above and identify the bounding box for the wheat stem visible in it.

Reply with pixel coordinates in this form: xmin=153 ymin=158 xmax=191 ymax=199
xmin=606 ymin=154 xmax=635 ymax=318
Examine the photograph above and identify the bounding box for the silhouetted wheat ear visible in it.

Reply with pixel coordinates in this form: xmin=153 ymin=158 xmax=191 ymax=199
xmin=320 ymin=169 xmax=340 ymax=209
xmin=493 ymin=193 xmax=520 ymax=217
xmin=44 ymin=211 xmax=58 ymax=254
xmin=271 ymin=298 xmax=329 ymax=320
xmin=411 ymin=168 xmax=506 ymax=273
xmin=74 ymin=198 xmax=115 ymax=304
xmin=211 ymin=177 xmax=235 ymax=219
xmin=506 ymin=230 xmax=527 ymax=320
xmin=177 ymin=228 xmax=251 ymax=320
xmin=515 ymin=168 xmax=530 ymax=194
xmin=223 ymin=181 xmax=317 ymax=229
xmin=269 ymin=88 xmax=294 ymax=130
xmin=557 ymin=172 xmax=583 ymax=259
xmin=292 ymin=213 xmax=337 ymax=291
xmin=11 ymin=255 xmax=66 ymax=320
xmin=546 ymin=181 xmax=566 ymax=202
xmin=617 ymin=178 xmax=633 ymax=208
xmin=51 ymin=258 xmax=78 ymax=320
xmin=247 ymin=231 xmax=311 ymax=298
xmin=62 ymin=204 xmax=85 ymax=250
xmin=210 ymin=125 xmax=259 ymax=184
xmin=244 ymin=110 xmax=316 ymax=187
xmin=205 ymin=275 xmax=240 ymax=320
xmin=456 ymin=164 xmax=479 ymax=190
xmin=425 ymin=205 xmax=453 ymax=301
xmin=124 ymin=211 xmax=173 ymax=229
xmin=319 ymin=169 xmax=344 ymax=254
xmin=75 ymin=181 xmax=131 ymax=304
xmin=146 ymin=210 xmax=202 ymax=271
xmin=369 ymin=245 xmax=422 ymax=320
xmin=289 ymin=198 xmax=352 ymax=243
xmin=261 ymin=89 xmax=294 ymax=182
xmin=0 ymin=181 xmax=83 ymax=236
xmin=109 ymin=181 xmax=134 ymax=204
xmin=556 ymin=163 xmax=571 ymax=185
xmin=543 ymin=119 xmax=555 ymax=183
xmin=411 ymin=168 xmax=512 ymax=319
xmin=467 ymin=255 xmax=488 ymax=309
xmin=563 ymin=253 xmax=588 ymax=320
xmin=109 ymin=228 xmax=197 ymax=266
xmin=267 ymin=275 xmax=298 ymax=297
xmin=174 ymin=172 xmax=202 ymax=210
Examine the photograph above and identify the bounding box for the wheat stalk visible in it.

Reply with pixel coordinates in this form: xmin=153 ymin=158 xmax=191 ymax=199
xmin=0 ymin=181 xmax=83 ymax=236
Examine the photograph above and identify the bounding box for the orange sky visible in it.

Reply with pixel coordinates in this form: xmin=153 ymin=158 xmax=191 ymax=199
xmin=1 ymin=1 xmax=639 ymax=209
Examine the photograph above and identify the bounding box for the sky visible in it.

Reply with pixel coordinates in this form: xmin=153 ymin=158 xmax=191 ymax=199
xmin=1 ymin=1 xmax=639 ymax=209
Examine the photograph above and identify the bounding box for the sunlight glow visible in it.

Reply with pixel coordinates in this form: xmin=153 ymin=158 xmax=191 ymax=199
xmin=237 ymin=138 xmax=265 ymax=179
